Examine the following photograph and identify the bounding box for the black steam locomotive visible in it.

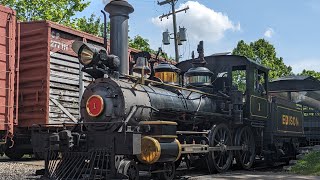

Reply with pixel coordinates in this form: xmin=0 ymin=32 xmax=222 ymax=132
xmin=42 ymin=1 xmax=304 ymax=180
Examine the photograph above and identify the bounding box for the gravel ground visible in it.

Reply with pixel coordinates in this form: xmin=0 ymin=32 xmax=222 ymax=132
xmin=181 ymin=171 xmax=320 ymax=180
xmin=0 ymin=161 xmax=42 ymax=180
xmin=0 ymin=159 xmax=319 ymax=180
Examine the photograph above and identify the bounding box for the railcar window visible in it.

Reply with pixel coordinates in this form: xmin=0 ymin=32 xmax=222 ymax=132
xmin=155 ymin=72 xmax=179 ymax=84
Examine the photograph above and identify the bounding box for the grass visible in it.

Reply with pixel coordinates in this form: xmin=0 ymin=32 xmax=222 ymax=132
xmin=291 ymin=151 xmax=320 ymax=176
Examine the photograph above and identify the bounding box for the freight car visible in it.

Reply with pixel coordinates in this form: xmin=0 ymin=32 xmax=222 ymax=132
xmin=0 ymin=4 xmax=18 ymax=156
xmin=41 ymin=1 xmax=306 ymax=180
xmin=0 ymin=4 xmax=173 ymax=160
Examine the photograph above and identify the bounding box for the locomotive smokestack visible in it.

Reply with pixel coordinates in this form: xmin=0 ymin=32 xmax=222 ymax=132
xmin=105 ymin=0 xmax=134 ymax=75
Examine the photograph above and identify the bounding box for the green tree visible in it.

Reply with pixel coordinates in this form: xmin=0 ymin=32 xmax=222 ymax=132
xmin=72 ymin=14 xmax=110 ymax=37
xmin=0 ymin=0 xmax=89 ymax=25
xmin=129 ymin=35 xmax=171 ymax=60
xmin=299 ymin=69 xmax=320 ymax=80
xmin=232 ymin=39 xmax=292 ymax=80
xmin=129 ymin=35 xmax=152 ymax=52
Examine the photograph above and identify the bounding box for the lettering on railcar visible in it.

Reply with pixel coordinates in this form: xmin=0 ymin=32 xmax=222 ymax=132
xmin=51 ymin=31 xmax=69 ymax=51
xmin=281 ymin=114 xmax=299 ymax=126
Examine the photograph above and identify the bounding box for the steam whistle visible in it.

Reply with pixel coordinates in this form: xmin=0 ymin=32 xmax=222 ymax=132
xmin=193 ymin=41 xmax=207 ymax=66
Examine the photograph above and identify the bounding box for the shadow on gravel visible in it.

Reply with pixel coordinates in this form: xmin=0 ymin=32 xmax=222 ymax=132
xmin=0 ymin=155 xmax=42 ymax=162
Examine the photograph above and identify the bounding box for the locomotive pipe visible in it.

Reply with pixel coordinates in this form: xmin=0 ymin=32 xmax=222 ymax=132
xmin=125 ymin=74 xmax=226 ymax=99
xmin=101 ymin=10 xmax=107 ymax=48
xmin=105 ymin=0 xmax=134 ymax=75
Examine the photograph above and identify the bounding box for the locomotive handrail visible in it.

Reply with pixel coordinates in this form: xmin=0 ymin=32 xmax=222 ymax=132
xmin=119 ymin=105 xmax=160 ymax=132
xmin=31 ymin=121 xmax=125 ymax=127
xmin=176 ymin=131 xmax=209 ymax=134
xmin=124 ymin=74 xmax=228 ymax=99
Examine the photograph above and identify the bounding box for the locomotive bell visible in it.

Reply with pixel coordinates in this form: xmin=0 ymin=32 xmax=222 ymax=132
xmin=133 ymin=57 xmax=151 ymax=74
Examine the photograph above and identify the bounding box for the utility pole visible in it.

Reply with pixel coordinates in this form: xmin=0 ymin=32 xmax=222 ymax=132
xmin=158 ymin=0 xmax=188 ymax=63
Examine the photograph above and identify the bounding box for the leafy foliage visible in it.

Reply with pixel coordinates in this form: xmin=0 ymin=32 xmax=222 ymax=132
xmin=232 ymin=70 xmax=246 ymax=93
xmin=72 ymin=14 xmax=109 ymax=37
xmin=232 ymin=39 xmax=293 ymax=80
xmin=299 ymin=69 xmax=320 ymax=80
xmin=0 ymin=0 xmax=89 ymax=25
xmin=129 ymin=35 xmax=152 ymax=52
xmin=1 ymin=0 xmax=109 ymax=37
xmin=129 ymin=35 xmax=170 ymax=60
xmin=291 ymin=151 xmax=320 ymax=175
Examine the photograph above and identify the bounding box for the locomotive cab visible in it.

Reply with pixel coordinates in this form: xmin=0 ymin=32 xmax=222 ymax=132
xmin=177 ymin=54 xmax=270 ymax=121
xmin=230 ymin=63 xmax=269 ymax=121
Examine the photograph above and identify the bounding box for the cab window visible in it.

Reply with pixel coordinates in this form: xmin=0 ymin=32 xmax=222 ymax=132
xmin=254 ymin=69 xmax=267 ymax=95
xmin=232 ymin=70 xmax=246 ymax=93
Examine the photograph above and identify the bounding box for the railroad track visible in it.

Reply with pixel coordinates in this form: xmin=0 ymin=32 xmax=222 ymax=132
xmin=134 ymin=160 xmax=287 ymax=180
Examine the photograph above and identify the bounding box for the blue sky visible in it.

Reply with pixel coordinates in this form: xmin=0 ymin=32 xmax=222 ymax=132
xmin=76 ymin=0 xmax=320 ymax=74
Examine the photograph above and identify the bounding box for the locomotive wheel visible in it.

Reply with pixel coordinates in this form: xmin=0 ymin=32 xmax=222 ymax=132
xmin=234 ymin=126 xmax=255 ymax=170
xmin=208 ymin=123 xmax=233 ymax=172
xmin=118 ymin=160 xmax=139 ymax=180
xmin=157 ymin=162 xmax=175 ymax=180
xmin=283 ymin=142 xmax=297 ymax=164
xmin=5 ymin=147 xmax=24 ymax=160
xmin=174 ymin=156 xmax=182 ymax=169
xmin=125 ymin=162 xmax=139 ymax=180
xmin=34 ymin=152 xmax=45 ymax=160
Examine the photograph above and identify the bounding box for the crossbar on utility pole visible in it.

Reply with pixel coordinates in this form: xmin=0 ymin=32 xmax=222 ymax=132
xmin=159 ymin=6 xmax=189 ymax=20
xmin=158 ymin=0 xmax=176 ymax=6
xmin=157 ymin=0 xmax=187 ymax=63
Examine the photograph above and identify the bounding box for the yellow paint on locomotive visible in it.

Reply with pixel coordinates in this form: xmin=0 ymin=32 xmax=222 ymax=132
xmin=137 ymin=136 xmax=161 ymax=164
xmin=282 ymin=114 xmax=299 ymax=126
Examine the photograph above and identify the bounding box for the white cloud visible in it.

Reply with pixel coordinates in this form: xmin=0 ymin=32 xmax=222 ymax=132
xmin=151 ymin=1 xmax=240 ymax=43
xmin=291 ymin=58 xmax=320 ymax=74
xmin=264 ymin=28 xmax=274 ymax=38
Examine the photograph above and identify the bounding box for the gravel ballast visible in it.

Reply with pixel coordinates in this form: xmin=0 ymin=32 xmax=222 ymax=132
xmin=0 ymin=161 xmax=42 ymax=180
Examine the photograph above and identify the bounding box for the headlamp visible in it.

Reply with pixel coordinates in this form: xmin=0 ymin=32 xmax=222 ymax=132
xmin=71 ymin=41 xmax=120 ymax=79
xmin=79 ymin=46 xmax=95 ymax=65
xmin=72 ymin=41 xmax=107 ymax=67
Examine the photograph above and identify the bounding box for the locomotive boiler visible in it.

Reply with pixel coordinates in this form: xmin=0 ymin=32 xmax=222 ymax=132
xmin=43 ymin=1 xmax=304 ymax=180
